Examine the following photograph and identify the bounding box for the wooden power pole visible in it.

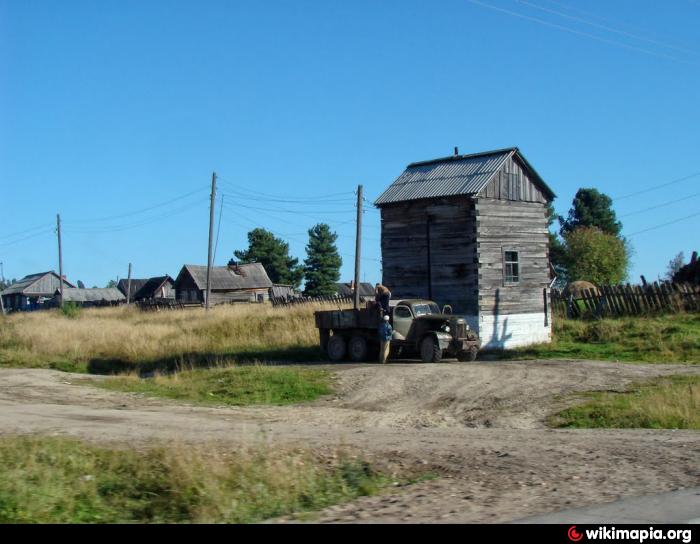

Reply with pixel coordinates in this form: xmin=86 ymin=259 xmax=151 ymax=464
xmin=57 ymin=213 xmax=64 ymax=308
xmin=126 ymin=263 xmax=132 ymax=305
xmin=0 ymin=262 xmax=5 ymax=314
xmin=353 ymin=185 xmax=363 ymax=310
xmin=205 ymin=172 xmax=217 ymax=310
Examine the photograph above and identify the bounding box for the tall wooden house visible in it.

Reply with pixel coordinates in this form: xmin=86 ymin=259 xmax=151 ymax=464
xmin=374 ymin=147 xmax=555 ymax=348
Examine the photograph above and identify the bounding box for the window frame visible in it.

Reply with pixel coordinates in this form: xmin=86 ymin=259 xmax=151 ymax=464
xmin=502 ymin=248 xmax=521 ymax=285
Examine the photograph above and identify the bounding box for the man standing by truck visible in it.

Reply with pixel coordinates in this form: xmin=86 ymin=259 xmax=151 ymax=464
xmin=378 ymin=314 xmax=393 ymax=364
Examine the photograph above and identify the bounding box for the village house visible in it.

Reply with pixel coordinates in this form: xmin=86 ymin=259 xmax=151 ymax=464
xmin=174 ymin=262 xmax=273 ymax=305
xmin=0 ymin=271 xmax=76 ymax=312
xmin=374 ymin=147 xmax=555 ymax=349
xmin=117 ymin=276 xmax=175 ymax=302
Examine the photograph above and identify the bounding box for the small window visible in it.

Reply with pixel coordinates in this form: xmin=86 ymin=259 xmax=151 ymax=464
xmin=394 ymin=306 xmax=412 ymax=318
xmin=504 ymin=250 xmax=520 ymax=284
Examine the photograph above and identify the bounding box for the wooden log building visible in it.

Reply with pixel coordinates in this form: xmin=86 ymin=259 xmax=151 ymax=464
xmin=174 ymin=262 xmax=273 ymax=305
xmin=374 ymin=147 xmax=556 ymax=349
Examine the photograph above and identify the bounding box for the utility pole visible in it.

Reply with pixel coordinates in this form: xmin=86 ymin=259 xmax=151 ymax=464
xmin=126 ymin=263 xmax=132 ymax=305
xmin=353 ymin=185 xmax=363 ymax=310
xmin=205 ymin=172 xmax=217 ymax=310
xmin=0 ymin=262 xmax=5 ymax=315
xmin=57 ymin=214 xmax=64 ymax=308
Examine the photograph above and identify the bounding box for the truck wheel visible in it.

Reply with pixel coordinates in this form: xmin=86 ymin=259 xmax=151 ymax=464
xmin=458 ymin=347 xmax=479 ymax=362
xmin=348 ymin=336 xmax=368 ymax=362
xmin=327 ymin=335 xmax=347 ymax=362
xmin=420 ymin=336 xmax=442 ymax=363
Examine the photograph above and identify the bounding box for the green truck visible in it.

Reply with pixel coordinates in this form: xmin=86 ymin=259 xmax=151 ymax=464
xmin=314 ymin=299 xmax=481 ymax=363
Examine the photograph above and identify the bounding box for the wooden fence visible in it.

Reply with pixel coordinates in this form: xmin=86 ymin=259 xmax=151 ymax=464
xmin=270 ymin=295 xmax=360 ymax=308
xmin=552 ymin=281 xmax=700 ymax=319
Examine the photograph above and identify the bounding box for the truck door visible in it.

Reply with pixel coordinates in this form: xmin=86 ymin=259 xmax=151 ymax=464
xmin=393 ymin=304 xmax=413 ymax=339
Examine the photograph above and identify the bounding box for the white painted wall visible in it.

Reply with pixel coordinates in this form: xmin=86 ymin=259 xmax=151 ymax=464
xmin=462 ymin=312 xmax=552 ymax=349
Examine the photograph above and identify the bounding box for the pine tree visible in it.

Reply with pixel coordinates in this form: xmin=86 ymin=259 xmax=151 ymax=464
xmin=559 ymin=188 xmax=622 ymax=237
xmin=234 ymin=228 xmax=304 ymax=289
xmin=303 ymin=223 xmax=342 ymax=296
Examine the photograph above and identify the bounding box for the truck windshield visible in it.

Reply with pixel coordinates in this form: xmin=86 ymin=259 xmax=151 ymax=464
xmin=413 ymin=303 xmax=441 ymax=316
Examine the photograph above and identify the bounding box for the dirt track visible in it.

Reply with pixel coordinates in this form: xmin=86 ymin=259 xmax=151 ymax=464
xmin=1 ymin=360 xmax=699 ymax=523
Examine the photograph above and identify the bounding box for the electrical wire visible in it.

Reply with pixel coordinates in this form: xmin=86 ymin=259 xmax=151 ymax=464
xmin=0 ymin=223 xmax=54 ymax=241
xmin=626 ymin=210 xmax=700 ymax=237
xmin=465 ymin=0 xmax=697 ymax=65
xmin=613 ymin=171 xmax=700 ymax=201
xmin=70 ymin=187 xmax=209 ymax=224
xmin=0 ymin=228 xmax=54 ymax=249
xmin=618 ymin=191 xmax=700 ymax=218
xmin=516 ymin=0 xmax=700 ymax=57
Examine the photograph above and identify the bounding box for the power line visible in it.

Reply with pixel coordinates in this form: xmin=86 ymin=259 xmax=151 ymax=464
xmin=626 ymin=210 xmax=700 ymax=237
xmin=0 ymin=228 xmax=54 ymax=249
xmin=64 ymin=198 xmax=208 ymax=234
xmin=0 ymin=222 xmax=54 ymax=241
xmin=516 ymin=0 xmax=700 ymax=57
xmin=216 ymin=176 xmax=354 ymax=202
xmin=619 ymin=191 xmax=700 ymax=218
xmin=613 ymin=171 xmax=700 ymax=201
xmin=70 ymin=187 xmax=209 ymax=224
xmin=213 ymin=193 xmax=224 ymax=264
xmin=465 ymin=0 xmax=697 ymax=65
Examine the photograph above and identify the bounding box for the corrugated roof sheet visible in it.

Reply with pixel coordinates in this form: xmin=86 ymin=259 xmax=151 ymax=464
xmin=59 ymin=288 xmax=125 ymax=303
xmin=374 ymin=148 xmax=514 ymax=206
xmin=374 ymin=147 xmax=555 ymax=205
xmin=179 ymin=263 xmax=273 ymax=291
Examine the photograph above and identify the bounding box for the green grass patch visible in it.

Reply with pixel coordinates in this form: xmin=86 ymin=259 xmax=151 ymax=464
xmin=549 ymin=374 xmax=700 ymax=429
xmin=502 ymin=313 xmax=700 ymax=364
xmin=0 ymin=436 xmax=400 ymax=523
xmin=94 ymin=365 xmax=333 ymax=406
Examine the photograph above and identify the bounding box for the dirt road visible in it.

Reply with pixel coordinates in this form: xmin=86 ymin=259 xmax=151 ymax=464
xmin=1 ymin=359 xmax=698 ymax=523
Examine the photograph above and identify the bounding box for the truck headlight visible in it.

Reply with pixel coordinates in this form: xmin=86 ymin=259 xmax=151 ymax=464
xmin=442 ymin=325 xmax=450 ymax=333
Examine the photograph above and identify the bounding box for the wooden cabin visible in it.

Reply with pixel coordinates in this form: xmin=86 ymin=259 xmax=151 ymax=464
xmin=374 ymin=147 xmax=556 ymax=349
xmin=0 ymin=271 xmax=75 ymax=311
xmin=174 ymin=262 xmax=273 ymax=305
xmin=52 ymin=287 xmax=126 ymax=307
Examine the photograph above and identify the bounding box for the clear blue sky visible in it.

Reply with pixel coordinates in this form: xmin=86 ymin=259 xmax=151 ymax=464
xmin=2 ymin=0 xmax=699 ymax=287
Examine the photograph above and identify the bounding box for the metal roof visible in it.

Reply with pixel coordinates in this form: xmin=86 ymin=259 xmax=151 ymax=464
xmin=177 ymin=263 xmax=273 ymax=291
xmin=374 ymin=147 xmax=554 ymax=206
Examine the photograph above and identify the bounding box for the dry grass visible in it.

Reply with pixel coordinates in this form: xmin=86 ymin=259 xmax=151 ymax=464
xmin=0 ymin=304 xmax=329 ymax=373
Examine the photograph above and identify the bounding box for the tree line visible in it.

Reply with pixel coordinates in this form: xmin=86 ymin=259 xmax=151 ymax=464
xmin=233 ymin=223 xmax=342 ymax=296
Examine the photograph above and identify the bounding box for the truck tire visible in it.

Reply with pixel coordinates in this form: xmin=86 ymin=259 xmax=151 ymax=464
xmin=327 ymin=335 xmax=347 ymax=362
xmin=348 ymin=336 xmax=369 ymax=362
xmin=458 ymin=346 xmax=479 ymax=362
xmin=420 ymin=336 xmax=442 ymax=363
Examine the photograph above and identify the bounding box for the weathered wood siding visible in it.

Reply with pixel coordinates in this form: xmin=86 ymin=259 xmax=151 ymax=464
xmin=380 ymin=197 xmax=478 ymax=314
xmin=481 ymin=155 xmax=548 ymax=203
xmin=25 ymin=274 xmax=66 ymax=296
xmin=475 ymin=198 xmax=550 ymax=316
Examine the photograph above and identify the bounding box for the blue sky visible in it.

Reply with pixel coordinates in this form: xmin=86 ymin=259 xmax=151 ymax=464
xmin=1 ymin=0 xmax=699 ymax=287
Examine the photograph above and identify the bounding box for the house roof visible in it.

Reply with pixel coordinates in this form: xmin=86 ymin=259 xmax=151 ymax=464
xmin=117 ymin=278 xmax=149 ymax=299
xmin=58 ymin=287 xmax=126 ymax=303
xmin=374 ymin=147 xmax=555 ymax=206
xmin=1 ymin=271 xmax=75 ymax=296
xmin=133 ymin=276 xmax=174 ymax=299
xmin=177 ymin=263 xmax=273 ymax=291
xmin=334 ymin=282 xmax=375 ymax=297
